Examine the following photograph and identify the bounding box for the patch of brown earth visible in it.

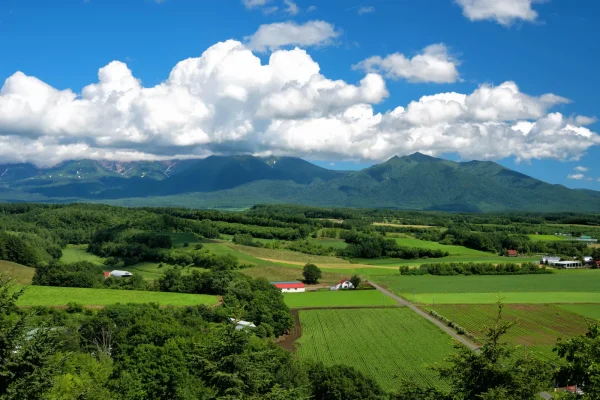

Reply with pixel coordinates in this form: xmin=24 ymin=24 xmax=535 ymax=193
xmin=276 ymin=310 xmax=302 ymax=352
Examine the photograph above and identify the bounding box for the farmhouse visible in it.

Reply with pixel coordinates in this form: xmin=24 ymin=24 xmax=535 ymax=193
xmin=109 ymin=270 xmax=133 ymax=278
xmin=330 ymin=278 xmax=355 ymax=291
xmin=271 ymin=281 xmax=305 ymax=293
xmin=506 ymin=250 xmax=518 ymax=257
xmin=229 ymin=318 xmax=256 ymax=330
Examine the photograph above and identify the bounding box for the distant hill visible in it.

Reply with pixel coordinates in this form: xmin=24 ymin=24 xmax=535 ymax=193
xmin=0 ymin=153 xmax=599 ymax=212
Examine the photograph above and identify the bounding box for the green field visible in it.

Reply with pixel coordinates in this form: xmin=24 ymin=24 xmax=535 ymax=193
xmin=372 ymin=270 xmax=600 ymax=295
xmin=16 ymin=285 xmax=218 ymax=307
xmin=413 ymin=292 xmax=600 ymax=304
xmin=167 ymin=232 xmax=202 ymax=248
xmin=557 ymin=304 xmax=600 ymax=320
xmin=284 ymin=290 xmax=397 ymax=308
xmin=424 ymin=304 xmax=589 ymax=362
xmin=392 ymin=238 xmax=493 ymax=256
xmin=296 ymin=308 xmax=455 ymax=391
xmin=360 ymin=254 xmax=538 ymax=267
xmin=61 ymin=245 xmax=105 ymax=265
xmin=0 ymin=260 xmax=35 ymax=284
xmin=527 ymin=234 xmax=565 ymax=241
xmin=308 ymin=238 xmax=348 ymax=249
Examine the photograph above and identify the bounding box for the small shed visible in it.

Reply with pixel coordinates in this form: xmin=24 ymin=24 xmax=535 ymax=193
xmin=506 ymin=250 xmax=518 ymax=257
xmin=271 ymin=281 xmax=305 ymax=293
xmin=110 ymin=270 xmax=133 ymax=278
xmin=229 ymin=318 xmax=256 ymax=330
xmin=330 ymin=278 xmax=355 ymax=291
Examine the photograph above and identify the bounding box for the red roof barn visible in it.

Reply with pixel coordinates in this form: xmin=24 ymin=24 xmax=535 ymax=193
xmin=103 ymin=271 xmax=111 ymax=278
xmin=270 ymin=281 xmax=305 ymax=292
xmin=507 ymin=250 xmax=518 ymax=257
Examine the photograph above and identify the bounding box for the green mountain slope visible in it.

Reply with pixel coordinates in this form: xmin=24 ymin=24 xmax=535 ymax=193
xmin=0 ymin=153 xmax=599 ymax=212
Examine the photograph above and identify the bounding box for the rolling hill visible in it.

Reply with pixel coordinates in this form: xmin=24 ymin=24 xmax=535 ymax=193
xmin=0 ymin=153 xmax=599 ymax=212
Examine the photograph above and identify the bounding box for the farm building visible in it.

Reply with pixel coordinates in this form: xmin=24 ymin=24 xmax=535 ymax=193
xmin=109 ymin=270 xmax=133 ymax=278
xmin=229 ymin=318 xmax=256 ymax=330
xmin=330 ymin=278 xmax=355 ymax=291
xmin=576 ymin=235 xmax=598 ymax=243
xmin=551 ymin=261 xmax=584 ymax=269
xmin=271 ymin=281 xmax=305 ymax=293
xmin=540 ymin=256 xmax=561 ymax=264
xmin=506 ymin=250 xmax=518 ymax=257
xmin=584 ymin=256 xmax=594 ymax=264
xmin=103 ymin=271 xmax=110 ymax=278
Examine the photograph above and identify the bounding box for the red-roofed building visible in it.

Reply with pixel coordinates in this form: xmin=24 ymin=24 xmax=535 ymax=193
xmin=270 ymin=281 xmax=305 ymax=293
xmin=103 ymin=271 xmax=111 ymax=278
xmin=507 ymin=250 xmax=518 ymax=257
xmin=330 ymin=278 xmax=354 ymax=291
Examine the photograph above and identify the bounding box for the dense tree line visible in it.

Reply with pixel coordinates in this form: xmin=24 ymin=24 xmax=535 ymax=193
xmin=0 ymin=231 xmax=61 ymax=267
xmin=339 ymin=231 xmax=449 ymax=259
xmin=399 ymin=262 xmax=551 ymax=276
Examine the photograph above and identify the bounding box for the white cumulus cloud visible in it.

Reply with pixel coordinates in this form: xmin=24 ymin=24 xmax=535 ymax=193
xmin=242 ymin=0 xmax=271 ymax=9
xmin=0 ymin=39 xmax=598 ymax=167
xmin=574 ymin=166 xmax=588 ymax=172
xmin=353 ymin=44 xmax=460 ymax=83
xmin=455 ymin=0 xmax=542 ymax=26
xmin=283 ymin=0 xmax=299 ymax=15
xmin=246 ymin=21 xmax=341 ymax=52
xmin=568 ymin=174 xmax=585 ymax=180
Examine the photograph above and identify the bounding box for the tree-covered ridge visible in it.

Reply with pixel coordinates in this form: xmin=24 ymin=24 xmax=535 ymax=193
xmin=2 ymin=154 xmax=600 ymax=212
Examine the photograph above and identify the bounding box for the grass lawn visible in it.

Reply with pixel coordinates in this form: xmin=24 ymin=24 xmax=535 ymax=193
xmin=284 ymin=290 xmax=397 ymax=308
xmin=16 ymin=285 xmax=218 ymax=307
xmin=228 ymin=244 xmax=347 ymax=265
xmin=61 ymin=245 xmax=105 ymax=265
xmin=0 ymin=260 xmax=35 ymax=284
xmin=240 ymin=265 xmax=350 ymax=285
xmin=413 ymin=292 xmax=600 ymax=304
xmin=392 ymin=238 xmax=492 ymax=256
xmin=424 ymin=304 xmax=588 ymax=362
xmin=297 ymin=308 xmax=454 ymax=391
xmin=557 ymin=304 xmax=600 ymax=320
xmin=372 ymin=269 xmax=600 ymax=295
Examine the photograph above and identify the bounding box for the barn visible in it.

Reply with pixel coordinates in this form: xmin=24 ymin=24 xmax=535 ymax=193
xmin=270 ymin=281 xmax=305 ymax=293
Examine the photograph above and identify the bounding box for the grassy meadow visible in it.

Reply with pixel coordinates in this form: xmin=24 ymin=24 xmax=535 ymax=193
xmin=16 ymin=285 xmax=218 ymax=307
xmin=284 ymin=290 xmax=397 ymax=308
xmin=0 ymin=260 xmax=35 ymax=284
xmin=61 ymin=245 xmax=105 ymax=265
xmin=296 ymin=308 xmax=455 ymax=391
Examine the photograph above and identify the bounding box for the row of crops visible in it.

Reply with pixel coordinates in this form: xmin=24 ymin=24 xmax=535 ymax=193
xmin=296 ymin=308 xmax=455 ymax=391
xmin=424 ymin=304 xmax=590 ymax=362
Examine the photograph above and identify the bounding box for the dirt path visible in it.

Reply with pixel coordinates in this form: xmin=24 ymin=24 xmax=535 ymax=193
xmin=368 ymin=281 xmax=479 ymax=351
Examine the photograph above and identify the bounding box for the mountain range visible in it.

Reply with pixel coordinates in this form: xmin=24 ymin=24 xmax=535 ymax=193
xmin=1 ymin=153 xmax=599 ymax=212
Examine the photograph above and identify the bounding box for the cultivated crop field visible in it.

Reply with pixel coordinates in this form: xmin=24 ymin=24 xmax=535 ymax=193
xmin=16 ymin=285 xmax=218 ymax=307
xmin=424 ymin=304 xmax=589 ymax=361
xmin=413 ymin=292 xmax=600 ymax=304
xmin=296 ymin=308 xmax=454 ymax=391
xmin=284 ymin=290 xmax=397 ymax=308
xmin=557 ymin=304 xmax=600 ymax=320
xmin=373 ymin=270 xmax=600 ymax=298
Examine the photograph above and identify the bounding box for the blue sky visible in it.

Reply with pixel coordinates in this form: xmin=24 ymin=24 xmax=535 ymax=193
xmin=0 ymin=0 xmax=599 ymax=189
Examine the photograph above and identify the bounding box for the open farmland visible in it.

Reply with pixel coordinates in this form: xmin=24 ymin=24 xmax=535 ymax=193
xmin=413 ymin=292 xmax=600 ymax=304
xmin=392 ymin=238 xmax=491 ymax=256
xmin=372 ymin=269 xmax=600 ymax=295
xmin=296 ymin=308 xmax=455 ymax=391
xmin=16 ymin=285 xmax=218 ymax=307
xmin=284 ymin=290 xmax=397 ymax=308
xmin=0 ymin=260 xmax=35 ymax=284
xmin=527 ymin=234 xmax=565 ymax=241
xmin=61 ymin=244 xmax=105 ymax=265
xmin=423 ymin=304 xmax=589 ymax=362
xmin=557 ymin=304 xmax=600 ymax=320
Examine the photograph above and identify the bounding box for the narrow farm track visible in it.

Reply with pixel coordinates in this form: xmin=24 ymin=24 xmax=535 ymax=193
xmin=369 ymin=281 xmax=479 ymax=351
